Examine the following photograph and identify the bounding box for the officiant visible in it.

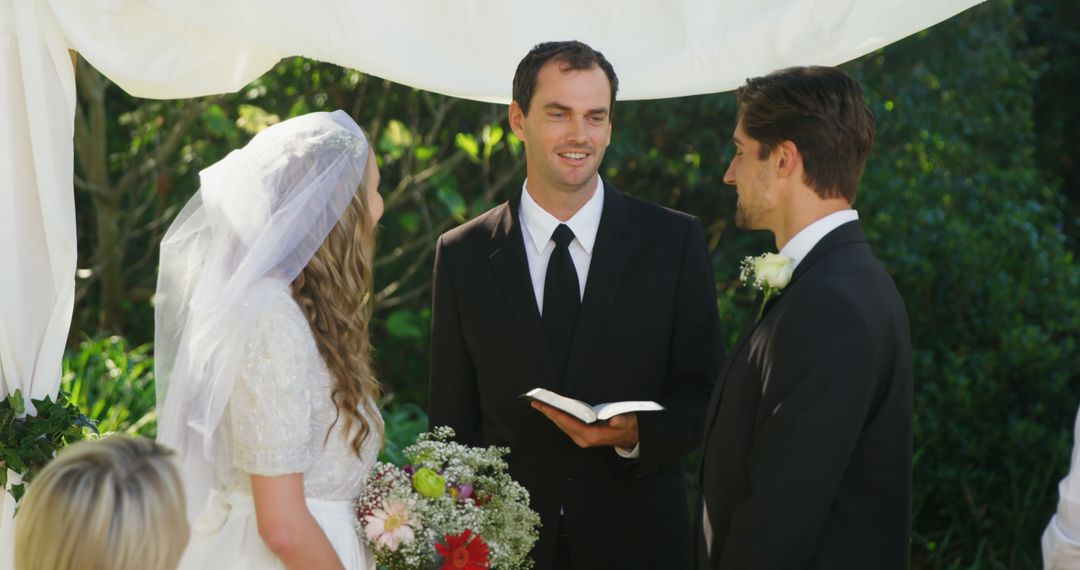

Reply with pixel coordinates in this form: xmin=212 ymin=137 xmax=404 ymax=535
xmin=427 ymin=40 xmax=723 ymax=570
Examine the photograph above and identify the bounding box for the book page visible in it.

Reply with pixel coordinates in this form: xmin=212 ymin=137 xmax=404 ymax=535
xmin=593 ymin=400 xmax=665 ymax=421
xmin=523 ymin=388 xmax=598 ymax=423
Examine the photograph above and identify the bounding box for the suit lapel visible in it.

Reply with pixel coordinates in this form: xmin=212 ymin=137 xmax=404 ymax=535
xmin=562 ymin=184 xmax=634 ymax=393
xmin=488 ymin=195 xmax=559 ymax=388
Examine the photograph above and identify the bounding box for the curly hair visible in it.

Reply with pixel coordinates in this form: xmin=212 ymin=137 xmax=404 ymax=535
xmin=290 ymin=171 xmax=383 ymax=458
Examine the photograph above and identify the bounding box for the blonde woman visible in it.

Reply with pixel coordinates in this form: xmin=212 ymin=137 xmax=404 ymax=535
xmin=14 ymin=435 xmax=188 ymax=570
xmin=154 ymin=111 xmax=384 ymax=569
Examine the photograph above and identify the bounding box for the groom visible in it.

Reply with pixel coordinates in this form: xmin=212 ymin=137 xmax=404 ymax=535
xmin=697 ymin=66 xmax=913 ymax=569
xmin=428 ymin=41 xmax=722 ymax=569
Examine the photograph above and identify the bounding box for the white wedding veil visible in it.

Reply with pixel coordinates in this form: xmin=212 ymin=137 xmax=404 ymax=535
xmin=154 ymin=110 xmax=370 ymax=516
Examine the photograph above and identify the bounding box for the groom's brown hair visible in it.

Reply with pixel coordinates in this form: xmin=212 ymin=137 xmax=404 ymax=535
xmin=513 ymin=40 xmax=619 ymax=117
xmin=737 ymin=66 xmax=875 ymax=203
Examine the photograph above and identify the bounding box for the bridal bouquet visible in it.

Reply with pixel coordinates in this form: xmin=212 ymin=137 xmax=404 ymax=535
xmin=357 ymin=426 xmax=541 ymax=569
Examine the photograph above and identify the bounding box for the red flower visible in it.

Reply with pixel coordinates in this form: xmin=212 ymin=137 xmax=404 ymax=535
xmin=435 ymin=529 xmax=491 ymax=569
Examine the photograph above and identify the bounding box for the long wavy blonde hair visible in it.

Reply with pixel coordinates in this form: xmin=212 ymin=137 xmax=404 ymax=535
xmin=291 ymin=166 xmax=383 ymax=457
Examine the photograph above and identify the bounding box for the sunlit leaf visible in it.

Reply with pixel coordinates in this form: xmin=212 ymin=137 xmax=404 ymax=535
xmin=380 ymin=120 xmax=414 ymax=160
xmin=482 ymin=125 xmax=504 ymax=159
xmin=236 ymin=105 xmax=281 ymax=134
xmin=455 ymin=133 xmax=480 ymax=162
xmin=507 ymin=132 xmax=523 ymax=158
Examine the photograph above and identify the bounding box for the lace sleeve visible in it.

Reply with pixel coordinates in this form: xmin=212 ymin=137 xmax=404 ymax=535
xmin=228 ymin=291 xmax=315 ymax=476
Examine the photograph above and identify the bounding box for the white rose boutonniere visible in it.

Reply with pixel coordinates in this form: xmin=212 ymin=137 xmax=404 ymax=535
xmin=740 ymin=252 xmax=795 ymax=321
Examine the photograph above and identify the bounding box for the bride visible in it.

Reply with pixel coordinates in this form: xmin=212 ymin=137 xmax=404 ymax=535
xmin=154 ymin=110 xmax=384 ymax=569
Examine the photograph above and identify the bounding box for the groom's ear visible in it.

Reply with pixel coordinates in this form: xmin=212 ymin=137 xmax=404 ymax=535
xmin=508 ymin=101 xmax=526 ymax=140
xmin=775 ymin=140 xmax=801 ymax=179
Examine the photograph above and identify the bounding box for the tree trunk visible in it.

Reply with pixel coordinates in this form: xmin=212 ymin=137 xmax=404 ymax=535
xmin=74 ymin=60 xmax=125 ymax=331
xmin=92 ymin=194 xmax=124 ymax=331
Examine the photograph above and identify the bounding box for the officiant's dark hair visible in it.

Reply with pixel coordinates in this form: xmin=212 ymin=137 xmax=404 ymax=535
xmin=513 ymin=40 xmax=619 ymax=116
xmin=736 ymin=66 xmax=875 ymax=203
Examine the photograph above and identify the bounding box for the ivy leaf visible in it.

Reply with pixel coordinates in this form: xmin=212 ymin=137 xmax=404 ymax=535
xmin=7 ymin=389 xmax=25 ymax=416
xmin=0 ymin=406 xmax=14 ymax=432
xmin=3 ymin=454 xmax=26 ymax=472
xmin=1 ymin=388 xmax=93 ymax=501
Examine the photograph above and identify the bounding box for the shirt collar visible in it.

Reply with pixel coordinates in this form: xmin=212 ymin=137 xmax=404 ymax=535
xmin=779 ymin=209 xmax=859 ymax=269
xmin=519 ymin=178 xmax=604 ymax=255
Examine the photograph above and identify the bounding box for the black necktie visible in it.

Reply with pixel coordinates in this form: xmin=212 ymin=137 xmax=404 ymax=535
xmin=543 ymin=224 xmax=580 ymax=381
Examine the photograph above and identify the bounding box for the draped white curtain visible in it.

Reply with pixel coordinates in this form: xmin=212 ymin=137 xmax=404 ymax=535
xmin=0 ymin=0 xmax=984 ymax=567
xmin=1 ymin=1 xmax=77 ymax=563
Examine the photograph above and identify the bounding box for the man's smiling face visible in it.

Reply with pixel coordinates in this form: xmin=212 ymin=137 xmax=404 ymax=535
xmin=512 ymin=60 xmax=612 ymax=196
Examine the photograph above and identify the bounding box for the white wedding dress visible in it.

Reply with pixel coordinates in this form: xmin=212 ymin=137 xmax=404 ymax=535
xmin=178 ymin=281 xmax=381 ymax=570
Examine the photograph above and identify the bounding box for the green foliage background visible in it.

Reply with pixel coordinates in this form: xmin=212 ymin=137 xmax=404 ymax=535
xmin=52 ymin=0 xmax=1080 ymax=567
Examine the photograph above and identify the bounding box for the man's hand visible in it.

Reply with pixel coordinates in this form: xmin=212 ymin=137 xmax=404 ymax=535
xmin=530 ymin=401 xmax=639 ymax=449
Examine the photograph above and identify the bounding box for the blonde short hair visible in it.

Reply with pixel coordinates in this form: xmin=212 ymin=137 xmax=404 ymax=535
xmin=14 ymin=435 xmax=189 ymax=570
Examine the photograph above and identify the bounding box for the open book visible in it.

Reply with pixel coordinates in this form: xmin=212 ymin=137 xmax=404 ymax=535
xmin=521 ymin=388 xmax=664 ymax=424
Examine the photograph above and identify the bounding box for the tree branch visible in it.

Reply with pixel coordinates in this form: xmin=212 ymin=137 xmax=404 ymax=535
xmin=116 ymin=97 xmax=218 ymax=195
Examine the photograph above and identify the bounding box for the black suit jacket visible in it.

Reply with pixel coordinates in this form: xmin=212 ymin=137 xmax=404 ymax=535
xmin=428 ymin=183 xmax=722 ymax=570
xmin=697 ymin=220 xmax=913 ymax=569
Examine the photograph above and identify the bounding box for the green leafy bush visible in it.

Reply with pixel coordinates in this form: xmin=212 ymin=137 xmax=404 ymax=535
xmin=379 ymin=397 xmax=429 ymax=466
xmin=847 ymin=3 xmax=1080 ymax=567
xmin=62 ymin=336 xmax=157 ymax=437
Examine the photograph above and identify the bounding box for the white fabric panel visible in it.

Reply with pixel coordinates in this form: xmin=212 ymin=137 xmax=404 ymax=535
xmin=0 ymin=1 xmax=77 ymax=563
xmin=47 ymin=0 xmax=283 ymax=100
xmin=47 ymin=0 xmax=985 ymax=102
xmin=1 ymin=0 xmax=76 ymax=401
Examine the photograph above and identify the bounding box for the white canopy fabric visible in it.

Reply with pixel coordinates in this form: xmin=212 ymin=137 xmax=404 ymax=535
xmin=0 ymin=0 xmax=984 ymax=566
xmin=50 ymin=0 xmax=984 ymax=103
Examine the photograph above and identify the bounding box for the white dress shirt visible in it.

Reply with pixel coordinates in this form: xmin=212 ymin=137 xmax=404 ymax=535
xmin=519 ymin=179 xmax=603 ymax=312
xmin=518 ymin=179 xmax=640 ymax=459
xmin=1043 ymin=407 xmax=1080 ymax=568
xmin=779 ymin=209 xmax=860 ymax=269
